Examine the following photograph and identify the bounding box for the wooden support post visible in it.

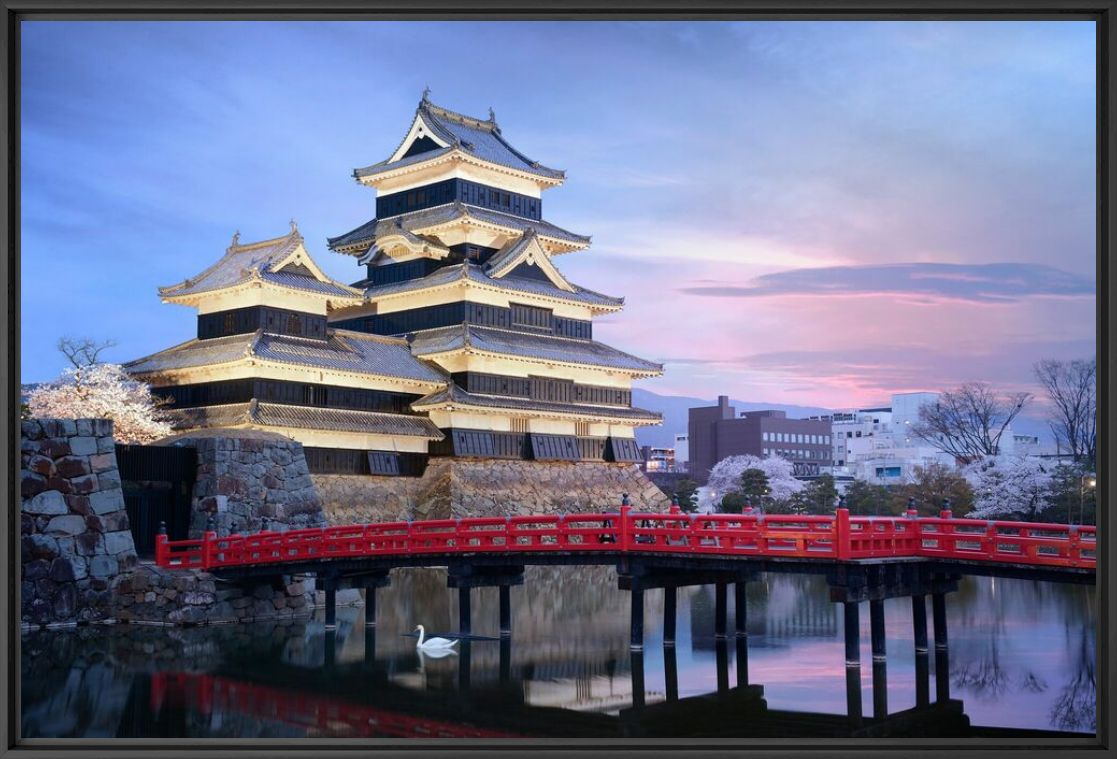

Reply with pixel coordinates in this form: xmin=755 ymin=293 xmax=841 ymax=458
xmin=935 ymin=644 xmax=950 ymax=702
xmin=870 ymin=599 xmax=886 ymax=661
xmin=663 ymin=586 xmax=677 ymax=647
xmin=735 ymin=635 xmax=749 ymax=688
xmin=631 ymin=587 xmax=644 ymax=650
xmin=499 ymin=637 xmax=511 ymax=683
xmin=735 ymin=582 xmax=748 ymax=638
xmin=872 ymin=660 xmax=888 ymax=718
xmin=365 ymin=585 xmax=377 ymax=628
xmin=845 ymin=666 xmax=863 ymax=727
xmin=843 ymin=602 xmax=861 ymax=667
xmin=324 ymin=629 xmax=337 ymax=669
xmin=499 ymin=585 xmax=512 ymax=638
xmin=912 ymin=594 xmax=928 ymax=654
xmin=631 ymin=650 xmax=646 ymax=709
xmin=458 ymin=586 xmax=472 ymax=636
xmin=932 ymin=592 xmax=948 ymax=650
xmin=715 ymin=582 xmax=728 ymax=640
xmin=323 ymin=578 xmax=337 ymax=630
xmin=664 ymin=643 xmax=679 ymax=702
xmin=915 ymin=649 xmax=930 ymax=707
xmin=458 ymin=640 xmax=472 ymax=692
xmin=364 ymin=626 xmax=377 ymax=668
xmin=716 ymin=639 xmax=730 ymax=694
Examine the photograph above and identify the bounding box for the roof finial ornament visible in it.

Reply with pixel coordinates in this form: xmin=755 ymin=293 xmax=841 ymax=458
xmin=289 ymin=218 xmax=298 ymax=234
xmin=488 ymin=106 xmax=496 ymax=122
xmin=231 ymin=230 xmax=241 ymax=247
xmin=421 ymin=86 xmax=431 ymax=103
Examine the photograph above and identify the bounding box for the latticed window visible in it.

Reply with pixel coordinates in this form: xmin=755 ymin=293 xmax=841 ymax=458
xmin=510 ymin=417 xmax=530 ymax=434
xmin=286 ymin=314 xmax=303 ymax=335
xmin=575 ymin=422 xmax=591 ymax=437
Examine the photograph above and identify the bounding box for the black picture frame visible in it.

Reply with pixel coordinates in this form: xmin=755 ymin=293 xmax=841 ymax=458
xmin=2 ymin=1 xmax=1112 ymax=756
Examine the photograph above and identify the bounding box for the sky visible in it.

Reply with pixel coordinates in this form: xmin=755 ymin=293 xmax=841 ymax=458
xmin=20 ymin=20 xmax=1096 ymax=412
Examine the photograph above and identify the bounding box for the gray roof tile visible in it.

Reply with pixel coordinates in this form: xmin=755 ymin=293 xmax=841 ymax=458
xmin=327 ymin=202 xmax=589 ymax=252
xmin=413 ymin=384 xmax=662 ymax=423
xmin=354 ymin=99 xmax=564 ymax=182
xmin=168 ymin=400 xmax=444 ymax=439
xmin=408 ymin=325 xmax=663 ymax=374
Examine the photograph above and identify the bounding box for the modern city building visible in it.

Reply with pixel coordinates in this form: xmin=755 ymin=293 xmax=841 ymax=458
xmin=673 ymin=433 xmax=689 ymax=472
xmin=687 ymin=396 xmax=833 ymax=483
xmin=640 ymin=446 xmax=676 ymax=473
xmin=126 ymin=94 xmax=663 ymax=472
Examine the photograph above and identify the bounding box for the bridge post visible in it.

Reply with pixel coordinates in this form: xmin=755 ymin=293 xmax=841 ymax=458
xmin=662 ymin=586 xmax=677 ymax=647
xmin=365 ymin=585 xmax=377 ymax=628
xmin=715 ymin=582 xmax=728 ymax=640
xmin=912 ymin=594 xmax=928 ymax=654
xmin=736 ymin=634 xmax=749 ymax=688
xmin=499 ymin=637 xmax=511 ymax=683
xmin=499 ymin=585 xmax=512 ymax=638
xmin=458 ymin=586 xmax=472 ymax=636
xmin=735 ymin=582 xmax=748 ymax=638
xmin=715 ymin=638 xmax=730 ymax=693
xmin=664 ymin=643 xmax=679 ymax=701
xmin=915 ymin=648 xmax=930 ymax=707
xmin=843 ymin=602 xmax=861 ymax=667
xmin=631 ymin=649 xmax=646 ymax=709
xmin=932 ymin=592 xmax=948 ymax=651
xmin=630 ymin=587 xmax=644 ymax=650
xmin=872 ymin=659 xmax=888 ymax=718
xmin=322 ymin=576 xmax=338 ymax=630
xmin=934 ymin=643 xmax=950 ymax=702
xmin=845 ymin=666 xmax=863 ymax=728
xmin=869 ymin=599 xmax=886 ymax=661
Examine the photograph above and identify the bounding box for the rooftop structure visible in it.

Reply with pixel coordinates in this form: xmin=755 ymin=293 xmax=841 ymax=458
xmin=127 ymin=95 xmax=662 ymax=473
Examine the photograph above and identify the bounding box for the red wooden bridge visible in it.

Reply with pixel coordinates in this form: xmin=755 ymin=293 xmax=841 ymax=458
xmin=156 ymin=506 xmax=1096 ymax=572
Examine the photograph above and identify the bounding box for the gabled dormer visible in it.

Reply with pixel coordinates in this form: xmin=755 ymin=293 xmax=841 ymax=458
xmin=484 ymin=229 xmax=576 ymax=292
xmin=159 ymin=222 xmax=365 ymax=341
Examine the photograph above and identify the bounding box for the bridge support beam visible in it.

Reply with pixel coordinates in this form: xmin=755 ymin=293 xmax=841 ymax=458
xmin=872 ymin=660 xmax=888 ymax=718
xmin=843 ymin=602 xmax=861 ymax=667
xmin=663 ymin=586 xmax=677 ymax=647
xmin=499 ymin=585 xmax=512 ymax=638
xmin=932 ymin=592 xmax=948 ymax=651
xmin=869 ymin=599 xmax=886 ymax=661
xmin=664 ymin=644 xmax=679 ymax=702
xmin=915 ymin=649 xmax=930 ymax=707
xmin=735 ymin=582 xmax=748 ymax=638
xmin=715 ymin=582 xmax=728 ymax=640
xmin=912 ymin=594 xmax=928 ymax=654
xmin=458 ymin=586 xmax=472 ymax=636
xmin=935 ymin=644 xmax=950 ymax=702
xmin=322 ymin=576 xmax=338 ymax=630
xmin=631 ymin=587 xmax=644 ymax=650
xmin=716 ymin=639 xmax=730 ymax=693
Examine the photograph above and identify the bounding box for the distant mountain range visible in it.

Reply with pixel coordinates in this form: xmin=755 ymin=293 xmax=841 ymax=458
xmin=631 ymin=388 xmax=1054 ymax=449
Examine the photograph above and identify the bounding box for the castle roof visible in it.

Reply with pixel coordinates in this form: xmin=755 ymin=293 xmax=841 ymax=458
xmin=160 ymin=223 xmax=363 ymax=304
xmin=166 ymin=400 xmax=444 ymax=439
xmin=125 ymin=329 xmax=447 ymax=386
xmin=353 ymin=94 xmax=564 ymax=183
xmin=327 ymin=202 xmax=590 ymax=256
xmin=357 ymin=262 xmax=623 ymax=311
xmin=407 ymin=325 xmax=663 ymax=376
xmin=411 ymin=383 xmax=662 ymax=424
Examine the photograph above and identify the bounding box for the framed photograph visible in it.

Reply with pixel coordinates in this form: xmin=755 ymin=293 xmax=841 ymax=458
xmin=5 ymin=2 xmax=1112 ymax=756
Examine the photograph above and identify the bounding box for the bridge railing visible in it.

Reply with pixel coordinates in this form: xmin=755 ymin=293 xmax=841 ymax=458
xmin=154 ymin=506 xmax=1096 ymax=571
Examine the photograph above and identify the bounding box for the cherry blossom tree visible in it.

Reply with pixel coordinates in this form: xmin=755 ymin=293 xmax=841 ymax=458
xmin=705 ymin=454 xmax=805 ymax=509
xmin=28 ymin=362 xmax=173 ymax=444
xmin=964 ymin=455 xmax=1055 ymax=520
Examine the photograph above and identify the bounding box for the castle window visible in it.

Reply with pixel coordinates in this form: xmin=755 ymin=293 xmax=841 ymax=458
xmin=575 ymin=422 xmax=591 ymax=437
xmin=510 ymin=418 xmax=530 ymax=434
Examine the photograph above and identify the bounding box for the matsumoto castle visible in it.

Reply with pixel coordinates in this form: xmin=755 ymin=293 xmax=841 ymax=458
xmin=126 ymin=93 xmax=663 ymax=476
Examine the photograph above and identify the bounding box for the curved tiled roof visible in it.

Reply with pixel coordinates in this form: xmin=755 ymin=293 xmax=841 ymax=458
xmin=408 ymin=325 xmax=663 ymax=375
xmin=358 ymin=262 xmax=623 ymax=310
xmin=167 ymin=400 xmax=444 ymax=439
xmin=160 ymin=227 xmax=362 ymax=301
xmin=412 ymin=384 xmax=662 ymax=424
xmin=125 ymin=329 xmax=447 ymax=386
xmin=327 ymin=202 xmax=590 ymax=254
xmin=354 ymin=97 xmax=564 ymax=182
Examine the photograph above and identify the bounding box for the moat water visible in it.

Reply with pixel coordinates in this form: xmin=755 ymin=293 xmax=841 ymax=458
xmin=21 ymin=568 xmax=1096 ymax=739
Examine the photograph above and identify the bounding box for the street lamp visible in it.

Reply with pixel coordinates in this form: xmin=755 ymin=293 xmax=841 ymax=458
xmin=1077 ymin=474 xmax=1097 ymax=525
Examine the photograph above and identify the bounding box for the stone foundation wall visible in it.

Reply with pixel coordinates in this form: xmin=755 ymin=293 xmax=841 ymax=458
xmin=113 ymin=564 xmax=315 ymax=625
xmin=21 ymin=419 xmax=138 ymax=626
xmin=314 ymin=458 xmax=671 ymax=524
xmin=176 ymin=435 xmax=327 ymax=537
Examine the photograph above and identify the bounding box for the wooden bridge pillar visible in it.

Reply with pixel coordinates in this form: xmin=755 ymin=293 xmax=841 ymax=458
xmin=872 ymin=660 xmax=888 ymax=718
xmin=499 ymin=637 xmax=511 ymax=683
xmin=932 ymin=592 xmax=948 ymax=651
xmin=869 ymin=599 xmax=886 ymax=661
xmin=664 ymin=644 xmax=679 ymax=702
xmin=322 ymin=576 xmax=338 ymax=630
xmin=364 ymin=625 xmax=377 ymax=668
xmin=843 ymin=602 xmax=861 ymax=667
xmin=630 ymin=587 xmax=644 ymax=650
xmin=663 ymin=586 xmax=677 ymax=647
xmin=915 ymin=648 xmax=930 ymax=707
xmin=935 ymin=644 xmax=950 ymax=702
xmin=845 ymin=666 xmax=863 ymax=727
xmin=458 ymin=586 xmax=472 ymax=636
xmin=324 ymin=629 xmax=337 ymax=669
xmin=735 ymin=582 xmax=748 ymax=639
xmin=499 ymin=585 xmax=512 ymax=638
xmin=715 ymin=582 xmax=728 ymax=640
xmin=716 ymin=639 xmax=730 ymax=693
xmin=912 ymin=594 xmax=928 ymax=654
xmin=735 ymin=636 xmax=749 ymax=688
xmin=631 ymin=650 xmax=646 ymax=709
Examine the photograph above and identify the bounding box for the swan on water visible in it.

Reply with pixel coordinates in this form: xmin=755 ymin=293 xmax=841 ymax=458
xmin=415 ymin=624 xmax=458 ymax=650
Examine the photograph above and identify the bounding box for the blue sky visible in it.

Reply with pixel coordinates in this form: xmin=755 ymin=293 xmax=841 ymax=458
xmin=20 ymin=20 xmax=1096 ymax=410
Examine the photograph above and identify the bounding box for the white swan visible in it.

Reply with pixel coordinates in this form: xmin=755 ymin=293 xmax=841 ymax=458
xmin=415 ymin=624 xmax=458 ymax=651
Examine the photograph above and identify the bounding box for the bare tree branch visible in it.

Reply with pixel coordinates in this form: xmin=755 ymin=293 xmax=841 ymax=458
xmin=57 ymin=336 xmax=117 ymax=369
xmin=1034 ymin=358 xmax=1096 ymax=464
xmin=912 ymin=382 xmax=1031 ymax=462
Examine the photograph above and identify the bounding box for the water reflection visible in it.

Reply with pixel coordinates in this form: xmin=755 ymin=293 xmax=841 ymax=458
xmin=21 ymin=569 xmax=1095 ymax=739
